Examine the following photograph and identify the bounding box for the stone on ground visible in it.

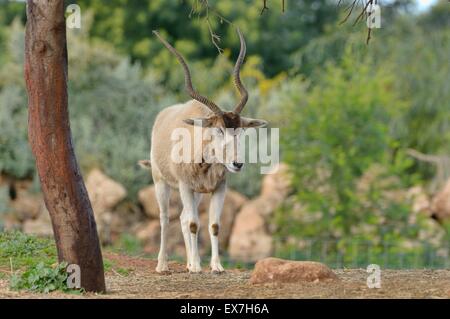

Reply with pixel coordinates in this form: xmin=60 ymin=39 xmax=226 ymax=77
xmin=249 ymin=257 xmax=337 ymax=284
xmin=431 ymin=178 xmax=450 ymax=222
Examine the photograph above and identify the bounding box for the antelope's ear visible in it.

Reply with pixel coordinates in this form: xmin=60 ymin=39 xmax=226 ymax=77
xmin=240 ymin=117 xmax=268 ymax=128
xmin=183 ymin=117 xmax=215 ymax=127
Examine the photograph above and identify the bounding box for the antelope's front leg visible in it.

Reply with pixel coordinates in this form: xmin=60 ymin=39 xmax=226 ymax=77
xmin=209 ymin=181 xmax=226 ymax=273
xmin=180 ymin=193 xmax=202 ymax=270
xmin=179 ymin=182 xmax=202 ymax=273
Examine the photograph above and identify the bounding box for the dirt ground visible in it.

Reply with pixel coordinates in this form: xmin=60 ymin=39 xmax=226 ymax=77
xmin=1 ymin=252 xmax=449 ymax=299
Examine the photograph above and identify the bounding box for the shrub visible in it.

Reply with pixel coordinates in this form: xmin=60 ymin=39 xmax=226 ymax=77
xmin=277 ymin=46 xmax=435 ymax=247
xmin=9 ymin=262 xmax=81 ymax=294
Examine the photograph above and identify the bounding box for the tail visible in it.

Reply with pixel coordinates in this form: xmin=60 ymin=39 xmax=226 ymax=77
xmin=138 ymin=160 xmax=152 ymax=170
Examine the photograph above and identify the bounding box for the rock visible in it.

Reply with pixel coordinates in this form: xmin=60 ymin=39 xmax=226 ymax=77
xmin=430 ymin=179 xmax=450 ymax=222
xmin=22 ymin=203 xmax=53 ymax=237
xmin=407 ymin=186 xmax=431 ymax=215
xmin=2 ymin=214 xmax=22 ymax=231
xmin=249 ymin=258 xmax=337 ymax=284
xmin=105 ymin=201 xmax=145 ymax=243
xmin=85 ymin=169 xmax=127 ymax=214
xmin=228 ymin=199 xmax=273 ymax=262
xmin=223 ymin=190 xmax=248 ymax=211
xmin=135 ymin=220 xmax=160 ymax=243
xmin=228 ymin=165 xmax=292 ymax=262
xmin=406 ymin=186 xmax=431 ymax=225
xmin=85 ymin=169 xmax=127 ymax=243
xmin=260 ymin=163 xmax=292 ymax=206
xmin=10 ymin=189 xmax=42 ymax=221
xmin=199 ymin=190 xmax=248 ymax=251
xmin=138 ymin=186 xmax=182 ymax=220
xmin=136 ymin=220 xmax=185 ymax=256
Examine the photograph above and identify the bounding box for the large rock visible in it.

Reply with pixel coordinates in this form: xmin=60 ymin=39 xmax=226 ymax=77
xmin=138 ymin=186 xmax=182 ymax=220
xmin=22 ymin=203 xmax=53 ymax=237
xmin=85 ymin=169 xmax=127 ymax=243
xmin=407 ymin=186 xmax=431 ymax=215
xmin=430 ymin=179 xmax=450 ymax=222
xmin=2 ymin=214 xmax=22 ymax=231
xmin=260 ymin=163 xmax=292 ymax=206
xmin=135 ymin=220 xmax=160 ymax=243
xmin=135 ymin=220 xmax=185 ymax=256
xmin=107 ymin=201 xmax=145 ymax=243
xmin=406 ymin=186 xmax=432 ymax=227
xmin=229 ymin=163 xmax=291 ymax=262
xmin=228 ymin=198 xmax=273 ymax=262
xmin=85 ymin=169 xmax=127 ymax=213
xmin=249 ymin=258 xmax=337 ymax=284
xmin=199 ymin=190 xmax=248 ymax=251
xmin=10 ymin=189 xmax=42 ymax=221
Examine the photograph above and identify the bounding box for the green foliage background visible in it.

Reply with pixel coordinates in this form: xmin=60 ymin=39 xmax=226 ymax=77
xmin=0 ymin=0 xmax=449 ymax=261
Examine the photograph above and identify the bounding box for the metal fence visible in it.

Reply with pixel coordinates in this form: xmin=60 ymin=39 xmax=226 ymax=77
xmin=219 ymin=238 xmax=450 ymax=270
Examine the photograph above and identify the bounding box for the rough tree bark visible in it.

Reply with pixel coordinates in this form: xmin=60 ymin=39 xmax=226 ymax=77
xmin=24 ymin=0 xmax=106 ymax=292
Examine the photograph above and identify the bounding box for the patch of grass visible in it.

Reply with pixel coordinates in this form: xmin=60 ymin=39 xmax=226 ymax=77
xmin=0 ymin=231 xmax=117 ymax=294
xmin=0 ymin=232 xmax=75 ymax=293
xmin=109 ymin=233 xmax=143 ymax=256
xmin=0 ymin=231 xmax=57 ymax=270
xmin=103 ymin=258 xmax=113 ymax=272
xmin=1 ymin=231 xmax=144 ymax=294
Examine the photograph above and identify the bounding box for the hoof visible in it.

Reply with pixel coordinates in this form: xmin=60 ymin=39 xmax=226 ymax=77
xmin=211 ymin=262 xmax=225 ymax=274
xmin=156 ymin=263 xmax=169 ymax=274
xmin=188 ymin=264 xmax=202 ymax=273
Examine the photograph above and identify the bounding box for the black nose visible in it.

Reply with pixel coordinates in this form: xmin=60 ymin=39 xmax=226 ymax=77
xmin=233 ymin=162 xmax=243 ymax=169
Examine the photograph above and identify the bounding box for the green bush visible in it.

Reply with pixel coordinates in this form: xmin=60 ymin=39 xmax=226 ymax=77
xmin=277 ymin=46 xmax=437 ymax=248
xmin=9 ymin=261 xmax=79 ymax=294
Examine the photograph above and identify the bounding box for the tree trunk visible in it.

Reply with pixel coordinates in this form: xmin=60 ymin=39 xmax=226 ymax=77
xmin=24 ymin=0 xmax=106 ymax=293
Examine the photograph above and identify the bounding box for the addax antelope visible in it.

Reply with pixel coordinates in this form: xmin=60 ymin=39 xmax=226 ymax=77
xmin=139 ymin=28 xmax=267 ymax=273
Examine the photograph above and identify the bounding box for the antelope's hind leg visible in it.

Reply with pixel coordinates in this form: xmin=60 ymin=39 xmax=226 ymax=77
xmin=180 ymin=208 xmax=191 ymax=270
xmin=155 ymin=181 xmax=171 ymax=273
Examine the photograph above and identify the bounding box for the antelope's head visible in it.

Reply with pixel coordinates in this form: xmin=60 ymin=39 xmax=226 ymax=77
xmin=154 ymin=29 xmax=267 ymax=173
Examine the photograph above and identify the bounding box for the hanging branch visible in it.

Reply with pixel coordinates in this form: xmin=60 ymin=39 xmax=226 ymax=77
xmin=260 ymin=0 xmax=286 ymax=15
xmin=261 ymin=0 xmax=270 ymax=15
xmin=189 ymin=0 xmax=234 ymax=54
xmin=338 ymin=0 xmax=378 ymax=44
xmin=258 ymin=0 xmax=378 ymax=44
